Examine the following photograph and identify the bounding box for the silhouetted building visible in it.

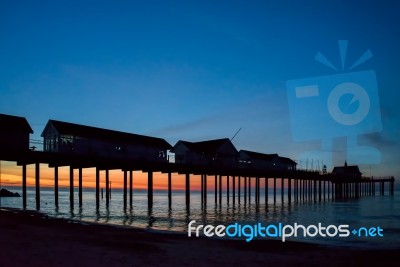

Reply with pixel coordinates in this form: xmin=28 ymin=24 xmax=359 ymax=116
xmin=171 ymin=138 xmax=238 ymax=167
xmin=238 ymin=150 xmax=296 ymax=171
xmin=41 ymin=120 xmax=171 ymax=162
xmin=278 ymin=156 xmax=297 ymax=171
xmin=332 ymin=162 xmax=362 ymax=179
xmin=0 ymin=113 xmax=33 ymax=152
xmin=238 ymin=150 xmax=279 ymax=169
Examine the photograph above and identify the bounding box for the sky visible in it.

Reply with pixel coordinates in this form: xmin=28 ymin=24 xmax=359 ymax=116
xmin=0 ymin=0 xmax=399 ymax=189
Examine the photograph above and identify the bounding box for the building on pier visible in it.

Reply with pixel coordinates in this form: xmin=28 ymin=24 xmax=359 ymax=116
xmin=0 ymin=113 xmax=33 ymax=152
xmin=332 ymin=162 xmax=362 ymax=179
xmin=278 ymin=156 xmax=297 ymax=171
xmin=238 ymin=150 xmax=297 ymax=171
xmin=41 ymin=120 xmax=172 ymax=162
xmin=171 ymin=138 xmax=238 ymax=167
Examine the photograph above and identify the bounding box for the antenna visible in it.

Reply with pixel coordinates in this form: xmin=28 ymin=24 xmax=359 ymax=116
xmin=231 ymin=127 xmax=242 ymax=142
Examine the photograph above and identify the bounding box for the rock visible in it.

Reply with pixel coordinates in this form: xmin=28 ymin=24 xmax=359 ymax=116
xmin=0 ymin=188 xmax=21 ymax=197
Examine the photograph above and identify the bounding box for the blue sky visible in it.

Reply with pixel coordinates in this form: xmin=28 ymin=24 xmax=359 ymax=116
xmin=0 ymin=0 xmax=399 ymax=177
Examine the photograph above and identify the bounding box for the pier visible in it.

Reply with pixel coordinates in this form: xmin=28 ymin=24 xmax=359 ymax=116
xmin=0 ymin=113 xmax=395 ymax=212
xmin=0 ymin=149 xmax=395 ymax=211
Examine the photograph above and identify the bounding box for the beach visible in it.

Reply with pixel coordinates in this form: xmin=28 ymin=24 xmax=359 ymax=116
xmin=0 ymin=208 xmax=397 ymax=267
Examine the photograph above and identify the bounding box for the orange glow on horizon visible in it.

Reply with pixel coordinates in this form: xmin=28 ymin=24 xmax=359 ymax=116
xmin=0 ymin=161 xmax=208 ymax=191
xmin=1 ymin=161 xmax=289 ymax=191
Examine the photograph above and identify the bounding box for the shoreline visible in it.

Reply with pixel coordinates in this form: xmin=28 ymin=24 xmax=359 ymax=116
xmin=0 ymin=208 xmax=398 ymax=266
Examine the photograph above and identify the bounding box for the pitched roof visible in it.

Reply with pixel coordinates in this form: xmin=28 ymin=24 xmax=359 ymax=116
xmin=42 ymin=120 xmax=171 ymax=149
xmin=279 ymin=156 xmax=297 ymax=165
xmin=239 ymin=150 xmax=278 ymax=161
xmin=0 ymin=113 xmax=33 ymax=133
xmin=332 ymin=165 xmax=361 ymax=174
xmin=172 ymin=138 xmax=237 ymax=154
xmin=239 ymin=150 xmax=297 ymax=165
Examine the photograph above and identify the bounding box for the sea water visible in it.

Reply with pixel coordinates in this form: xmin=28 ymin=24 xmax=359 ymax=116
xmin=1 ymin=186 xmax=399 ymax=249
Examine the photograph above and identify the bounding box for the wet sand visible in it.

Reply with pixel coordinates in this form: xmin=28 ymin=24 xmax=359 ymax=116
xmin=0 ymin=208 xmax=397 ymax=267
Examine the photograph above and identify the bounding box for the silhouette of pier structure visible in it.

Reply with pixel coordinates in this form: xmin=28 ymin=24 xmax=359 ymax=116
xmin=1 ymin=150 xmax=395 ymax=211
xmin=0 ymin=113 xmax=395 ymax=212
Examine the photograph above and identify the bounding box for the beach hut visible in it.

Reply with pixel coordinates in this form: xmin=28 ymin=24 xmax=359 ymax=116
xmin=332 ymin=162 xmax=362 ymax=179
xmin=0 ymin=113 xmax=33 ymax=152
xmin=171 ymin=138 xmax=238 ymax=167
xmin=238 ymin=150 xmax=297 ymax=171
xmin=41 ymin=120 xmax=171 ymax=162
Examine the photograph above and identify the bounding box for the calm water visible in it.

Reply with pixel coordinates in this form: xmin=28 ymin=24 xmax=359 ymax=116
xmin=1 ymin=186 xmax=399 ymax=249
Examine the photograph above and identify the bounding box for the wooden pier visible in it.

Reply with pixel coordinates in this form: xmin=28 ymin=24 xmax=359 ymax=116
xmin=0 ymin=149 xmax=395 ymax=211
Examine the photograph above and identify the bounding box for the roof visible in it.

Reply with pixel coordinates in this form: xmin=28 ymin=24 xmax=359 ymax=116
xmin=239 ymin=150 xmax=278 ymax=161
xmin=332 ymin=165 xmax=361 ymax=174
xmin=171 ymin=138 xmax=237 ymax=155
xmin=0 ymin=113 xmax=33 ymax=133
xmin=279 ymin=156 xmax=297 ymax=165
xmin=239 ymin=150 xmax=297 ymax=165
xmin=41 ymin=120 xmax=171 ymax=149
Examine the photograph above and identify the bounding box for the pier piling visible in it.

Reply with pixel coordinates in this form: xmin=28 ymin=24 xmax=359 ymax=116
xmin=35 ymin=162 xmax=40 ymax=210
xmin=204 ymin=174 xmax=207 ymax=203
xmin=129 ymin=170 xmax=133 ymax=208
xmin=227 ymin=176 xmax=230 ymax=204
xmin=214 ymin=175 xmax=217 ymax=203
xmin=105 ymin=169 xmax=110 ymax=207
xmin=54 ymin=166 xmax=58 ymax=208
xmin=265 ymin=178 xmax=268 ymax=204
xmin=22 ymin=164 xmax=27 ymax=209
xmin=244 ymin=177 xmax=247 ymax=203
xmin=238 ymin=176 xmax=241 ymax=203
xmin=185 ymin=173 xmax=190 ymax=206
xmin=168 ymin=172 xmax=172 ymax=208
xmin=79 ymin=168 xmax=82 ymax=208
xmin=123 ymin=170 xmax=127 ymax=210
xmin=248 ymin=177 xmax=251 ymax=203
xmin=148 ymin=171 xmax=153 ymax=208
xmin=69 ymin=166 xmax=74 ymax=209
xmin=219 ymin=175 xmax=222 ymax=204
xmin=95 ymin=168 xmax=100 ymax=210
xmin=232 ymin=176 xmax=235 ymax=204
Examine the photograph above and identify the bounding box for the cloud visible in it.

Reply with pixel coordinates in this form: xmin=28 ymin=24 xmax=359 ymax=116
xmin=361 ymin=132 xmax=399 ymax=149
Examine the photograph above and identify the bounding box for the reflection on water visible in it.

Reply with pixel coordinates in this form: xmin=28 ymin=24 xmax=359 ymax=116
xmin=1 ymin=187 xmax=399 ymax=249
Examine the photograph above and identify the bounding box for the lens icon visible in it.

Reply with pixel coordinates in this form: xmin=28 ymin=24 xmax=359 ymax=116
xmin=327 ymin=82 xmax=371 ymax=126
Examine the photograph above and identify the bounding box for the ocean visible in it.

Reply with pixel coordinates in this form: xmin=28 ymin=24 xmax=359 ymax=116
xmin=1 ymin=186 xmax=399 ymax=249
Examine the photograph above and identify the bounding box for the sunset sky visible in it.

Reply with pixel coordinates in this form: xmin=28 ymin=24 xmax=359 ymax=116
xmin=0 ymin=162 xmax=199 ymax=191
xmin=0 ymin=0 xmax=399 ymax=189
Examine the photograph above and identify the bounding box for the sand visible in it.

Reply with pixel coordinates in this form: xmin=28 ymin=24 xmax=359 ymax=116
xmin=0 ymin=208 xmax=397 ymax=267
